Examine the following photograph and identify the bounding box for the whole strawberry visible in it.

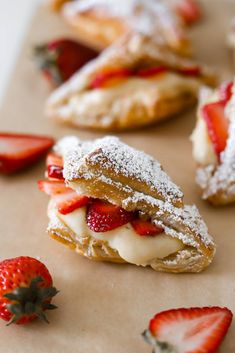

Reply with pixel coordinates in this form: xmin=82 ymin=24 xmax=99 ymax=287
xmin=0 ymin=256 xmax=58 ymax=325
xmin=34 ymin=38 xmax=98 ymax=86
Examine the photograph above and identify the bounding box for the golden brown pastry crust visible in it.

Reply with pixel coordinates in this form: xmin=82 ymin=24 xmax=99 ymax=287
xmin=61 ymin=0 xmax=190 ymax=55
xmin=48 ymin=0 xmax=71 ymax=11
xmin=46 ymin=33 xmax=216 ymax=132
xmin=45 ymin=136 xmax=216 ymax=273
xmin=192 ymin=85 xmax=235 ymax=206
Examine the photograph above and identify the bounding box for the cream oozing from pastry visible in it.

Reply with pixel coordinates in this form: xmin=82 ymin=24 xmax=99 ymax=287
xmin=58 ymin=73 xmax=200 ymax=123
xmin=191 ymin=90 xmax=219 ymax=167
xmin=191 ymin=116 xmax=217 ymax=166
xmin=53 ymin=206 xmax=184 ymax=266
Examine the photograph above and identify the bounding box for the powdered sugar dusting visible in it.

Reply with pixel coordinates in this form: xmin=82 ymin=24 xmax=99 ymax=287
xmin=60 ymin=136 xmax=183 ymax=204
xmin=63 ymin=0 xmax=181 ymax=37
xmin=54 ymin=136 xmax=214 ymax=249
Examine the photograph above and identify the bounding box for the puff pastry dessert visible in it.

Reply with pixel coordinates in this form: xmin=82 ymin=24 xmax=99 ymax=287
xmin=46 ymin=33 xmax=216 ymax=131
xmin=38 ymin=136 xmax=215 ymax=273
xmin=50 ymin=0 xmax=201 ymax=26
xmin=58 ymin=0 xmax=197 ymax=55
xmin=191 ymin=80 xmax=235 ymax=205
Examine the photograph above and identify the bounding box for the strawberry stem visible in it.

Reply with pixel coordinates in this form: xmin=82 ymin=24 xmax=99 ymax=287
xmin=4 ymin=276 xmax=58 ymax=325
xmin=142 ymin=330 xmax=176 ymax=353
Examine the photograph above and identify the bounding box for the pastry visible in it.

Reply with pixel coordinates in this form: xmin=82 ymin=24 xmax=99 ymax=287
xmin=46 ymin=33 xmax=216 ymax=131
xmin=60 ymin=0 xmax=192 ymax=55
xmin=38 ymin=136 xmax=215 ymax=273
xmin=191 ymin=80 xmax=235 ymax=205
xmin=50 ymin=0 xmax=201 ymax=27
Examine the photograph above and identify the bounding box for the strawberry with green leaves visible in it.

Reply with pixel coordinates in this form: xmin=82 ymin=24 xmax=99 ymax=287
xmin=34 ymin=38 xmax=98 ymax=86
xmin=0 ymin=256 xmax=58 ymax=325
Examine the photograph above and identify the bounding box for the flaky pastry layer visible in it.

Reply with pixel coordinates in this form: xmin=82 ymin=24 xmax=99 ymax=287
xmin=46 ymin=33 xmax=216 ymax=131
xmin=45 ymin=136 xmax=216 ymax=273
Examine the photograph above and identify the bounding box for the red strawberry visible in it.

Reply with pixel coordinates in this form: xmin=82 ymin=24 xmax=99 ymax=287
xmin=46 ymin=153 xmax=64 ymax=180
xmin=55 ymin=191 xmax=90 ymax=215
xmin=38 ymin=180 xmax=90 ymax=214
xmin=143 ymin=307 xmax=233 ymax=353
xmin=86 ymin=200 xmax=134 ymax=232
xmin=0 ymin=133 xmax=54 ymax=174
xmin=38 ymin=180 xmax=69 ymax=196
xmin=90 ymin=68 xmax=132 ymax=89
xmin=178 ymin=65 xmax=201 ymax=76
xmin=202 ymin=101 xmax=229 ymax=158
xmin=137 ymin=66 xmax=168 ymax=78
xmin=131 ymin=219 xmax=164 ymax=236
xmin=219 ymin=81 xmax=233 ymax=103
xmin=48 ymin=165 xmax=64 ymax=180
xmin=46 ymin=153 xmax=63 ymax=167
xmin=175 ymin=0 xmax=202 ymax=25
xmin=34 ymin=39 xmax=98 ymax=86
xmin=0 ymin=256 xmax=58 ymax=325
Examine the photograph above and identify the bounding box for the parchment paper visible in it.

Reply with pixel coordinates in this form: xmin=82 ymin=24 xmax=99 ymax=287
xmin=0 ymin=2 xmax=235 ymax=352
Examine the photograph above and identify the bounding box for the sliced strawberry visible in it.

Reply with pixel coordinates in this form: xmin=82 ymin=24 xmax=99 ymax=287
xmin=38 ymin=179 xmax=90 ymax=214
xmin=202 ymin=101 xmax=229 ymax=158
xmin=131 ymin=219 xmax=164 ymax=236
xmin=55 ymin=192 xmax=90 ymax=215
xmin=219 ymin=81 xmax=234 ymax=103
xmin=175 ymin=0 xmax=202 ymax=25
xmin=90 ymin=68 xmax=132 ymax=89
xmin=144 ymin=307 xmax=233 ymax=353
xmin=0 ymin=133 xmax=54 ymax=174
xmin=137 ymin=66 xmax=168 ymax=78
xmin=47 ymin=165 xmax=64 ymax=180
xmin=86 ymin=200 xmax=134 ymax=232
xmin=46 ymin=153 xmax=63 ymax=167
xmin=38 ymin=180 xmax=69 ymax=196
xmin=178 ymin=65 xmax=201 ymax=76
xmin=46 ymin=153 xmax=64 ymax=180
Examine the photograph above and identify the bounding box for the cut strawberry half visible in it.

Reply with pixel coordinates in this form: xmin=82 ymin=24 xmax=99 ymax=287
xmin=86 ymin=200 xmax=134 ymax=232
xmin=202 ymin=101 xmax=229 ymax=158
xmin=46 ymin=153 xmax=63 ymax=167
xmin=175 ymin=0 xmax=202 ymax=25
xmin=90 ymin=68 xmax=132 ymax=89
xmin=143 ymin=306 xmax=233 ymax=353
xmin=131 ymin=219 xmax=164 ymax=236
xmin=47 ymin=165 xmax=64 ymax=180
xmin=46 ymin=153 xmax=64 ymax=180
xmin=55 ymin=192 xmax=90 ymax=215
xmin=178 ymin=65 xmax=201 ymax=76
xmin=219 ymin=80 xmax=234 ymax=103
xmin=38 ymin=179 xmax=90 ymax=214
xmin=0 ymin=133 xmax=54 ymax=174
xmin=38 ymin=180 xmax=69 ymax=196
xmin=137 ymin=66 xmax=168 ymax=78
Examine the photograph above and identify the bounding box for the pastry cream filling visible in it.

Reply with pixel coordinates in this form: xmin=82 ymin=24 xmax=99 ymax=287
xmin=55 ymin=206 xmax=184 ymax=266
xmin=191 ymin=115 xmax=217 ymax=166
xmin=67 ymin=73 xmax=199 ymax=118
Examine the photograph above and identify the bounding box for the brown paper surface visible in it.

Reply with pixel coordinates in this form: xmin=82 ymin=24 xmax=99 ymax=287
xmin=0 ymin=2 xmax=235 ymax=352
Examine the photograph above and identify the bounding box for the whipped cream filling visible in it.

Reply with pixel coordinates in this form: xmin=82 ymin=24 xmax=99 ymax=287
xmin=191 ymin=89 xmax=220 ymax=167
xmin=191 ymin=115 xmax=217 ymax=166
xmin=53 ymin=206 xmax=184 ymax=266
xmin=63 ymin=73 xmax=199 ymax=122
